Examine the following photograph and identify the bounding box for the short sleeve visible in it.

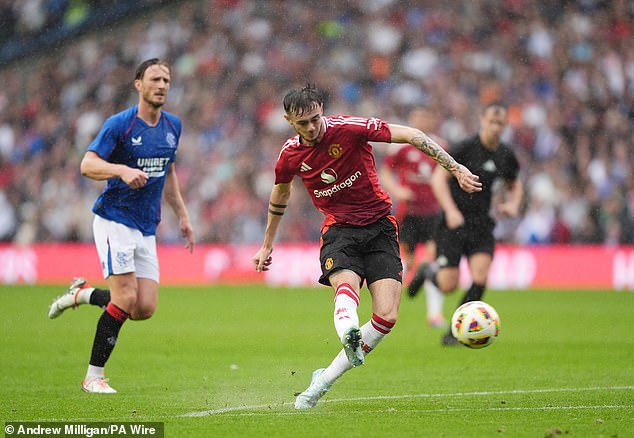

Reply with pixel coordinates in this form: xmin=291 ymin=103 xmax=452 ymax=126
xmin=87 ymin=117 xmax=121 ymax=159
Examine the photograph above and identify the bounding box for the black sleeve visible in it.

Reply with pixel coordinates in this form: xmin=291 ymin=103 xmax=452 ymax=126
xmin=501 ymin=146 xmax=520 ymax=181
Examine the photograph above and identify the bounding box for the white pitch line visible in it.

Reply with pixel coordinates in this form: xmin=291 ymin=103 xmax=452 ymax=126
xmin=198 ymin=405 xmax=634 ymax=418
xmin=181 ymin=385 xmax=634 ymax=417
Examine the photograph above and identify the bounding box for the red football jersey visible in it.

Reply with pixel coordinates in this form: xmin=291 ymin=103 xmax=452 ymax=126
xmin=275 ymin=115 xmax=393 ymax=228
xmin=382 ymin=137 xmax=445 ymax=218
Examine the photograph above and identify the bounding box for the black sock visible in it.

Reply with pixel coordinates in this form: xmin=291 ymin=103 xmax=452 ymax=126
xmin=408 ymin=262 xmax=439 ymax=296
xmin=89 ymin=288 xmax=111 ymax=308
xmin=459 ymin=282 xmax=486 ymax=306
xmin=407 ymin=263 xmax=427 ymax=296
xmin=447 ymin=283 xmax=486 ymax=337
xmin=89 ymin=303 xmax=128 ymax=367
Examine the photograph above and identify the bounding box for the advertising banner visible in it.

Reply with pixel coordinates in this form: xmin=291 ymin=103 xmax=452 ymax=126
xmin=0 ymin=243 xmax=632 ymax=290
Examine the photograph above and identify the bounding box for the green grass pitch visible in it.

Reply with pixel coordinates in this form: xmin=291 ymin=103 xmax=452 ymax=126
xmin=1 ymin=284 xmax=632 ymax=437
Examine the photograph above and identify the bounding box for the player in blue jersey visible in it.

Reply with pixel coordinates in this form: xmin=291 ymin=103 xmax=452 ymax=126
xmin=48 ymin=58 xmax=195 ymax=393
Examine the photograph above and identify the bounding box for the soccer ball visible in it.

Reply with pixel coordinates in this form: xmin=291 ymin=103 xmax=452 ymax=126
xmin=450 ymin=301 xmax=500 ymax=349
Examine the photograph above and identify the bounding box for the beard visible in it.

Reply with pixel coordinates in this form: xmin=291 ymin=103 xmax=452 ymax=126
xmin=149 ymin=100 xmax=164 ymax=109
xmin=143 ymin=92 xmax=166 ymax=109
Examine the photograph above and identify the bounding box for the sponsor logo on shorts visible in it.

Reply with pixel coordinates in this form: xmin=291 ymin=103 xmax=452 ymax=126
xmin=314 ymin=170 xmax=362 ymax=198
xmin=325 ymin=257 xmax=334 ymax=270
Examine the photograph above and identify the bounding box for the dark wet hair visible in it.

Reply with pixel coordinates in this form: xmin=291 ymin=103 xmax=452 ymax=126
xmin=283 ymin=84 xmax=324 ymax=116
xmin=134 ymin=58 xmax=170 ymax=80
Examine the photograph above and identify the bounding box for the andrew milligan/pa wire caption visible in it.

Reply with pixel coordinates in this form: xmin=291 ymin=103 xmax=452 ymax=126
xmin=4 ymin=422 xmax=164 ymax=438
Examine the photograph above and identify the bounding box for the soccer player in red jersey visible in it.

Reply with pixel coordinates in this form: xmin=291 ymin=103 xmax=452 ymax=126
xmin=252 ymin=84 xmax=481 ymax=409
xmin=379 ymin=107 xmax=447 ymax=327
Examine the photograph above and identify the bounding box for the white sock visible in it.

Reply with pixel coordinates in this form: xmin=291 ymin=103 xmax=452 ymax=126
xmin=333 ymin=283 xmax=360 ymax=340
xmin=321 ymin=314 xmax=395 ymax=386
xmin=76 ymin=287 xmax=95 ymax=305
xmin=425 ymin=279 xmax=445 ymax=319
xmin=321 ymin=349 xmax=352 ymax=386
xmin=86 ymin=365 xmax=105 ymax=379
xmin=360 ymin=314 xmax=394 ymax=354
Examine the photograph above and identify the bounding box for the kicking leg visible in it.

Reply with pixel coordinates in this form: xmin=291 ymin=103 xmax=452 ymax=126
xmin=295 ymin=279 xmax=400 ymax=409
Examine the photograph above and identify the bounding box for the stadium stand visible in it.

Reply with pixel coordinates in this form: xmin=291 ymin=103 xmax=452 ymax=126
xmin=0 ymin=0 xmax=632 ymax=245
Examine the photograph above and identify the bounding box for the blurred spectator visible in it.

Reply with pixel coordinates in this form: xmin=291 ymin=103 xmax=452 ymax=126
xmin=0 ymin=0 xmax=633 ymax=245
xmin=0 ymin=189 xmax=16 ymax=240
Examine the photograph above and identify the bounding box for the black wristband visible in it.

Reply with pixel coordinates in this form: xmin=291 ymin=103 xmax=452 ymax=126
xmin=269 ymin=202 xmax=288 ymax=209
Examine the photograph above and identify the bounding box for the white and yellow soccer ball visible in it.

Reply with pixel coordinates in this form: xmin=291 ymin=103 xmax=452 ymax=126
xmin=450 ymin=301 xmax=500 ymax=349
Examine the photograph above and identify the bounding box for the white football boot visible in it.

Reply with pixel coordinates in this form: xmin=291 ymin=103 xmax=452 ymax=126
xmin=48 ymin=277 xmax=87 ymax=319
xmin=81 ymin=377 xmax=117 ymax=394
xmin=341 ymin=326 xmax=364 ymax=367
xmin=294 ymin=368 xmax=330 ymax=409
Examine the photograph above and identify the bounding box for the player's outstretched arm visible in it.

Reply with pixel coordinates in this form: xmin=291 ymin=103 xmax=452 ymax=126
xmin=253 ymin=183 xmax=291 ymax=272
xmin=449 ymin=163 xmax=482 ymax=194
xmin=388 ymin=124 xmax=482 ymax=194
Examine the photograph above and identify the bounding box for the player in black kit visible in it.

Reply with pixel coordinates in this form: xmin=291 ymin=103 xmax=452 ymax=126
xmin=413 ymin=102 xmax=523 ymax=345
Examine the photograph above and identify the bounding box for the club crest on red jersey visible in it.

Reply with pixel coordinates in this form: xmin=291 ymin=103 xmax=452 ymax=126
xmin=328 ymin=144 xmax=342 ymax=158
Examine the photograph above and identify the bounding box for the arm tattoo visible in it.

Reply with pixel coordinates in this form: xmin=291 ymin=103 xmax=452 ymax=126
xmin=411 ymin=134 xmax=458 ymax=172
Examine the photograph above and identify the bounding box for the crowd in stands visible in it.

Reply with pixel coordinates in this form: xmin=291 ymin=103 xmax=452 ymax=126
xmin=0 ymin=0 xmax=633 ymax=246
